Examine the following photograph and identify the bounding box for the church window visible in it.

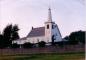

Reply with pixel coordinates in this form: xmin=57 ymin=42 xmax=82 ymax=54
xmin=47 ymin=25 xmax=49 ymax=29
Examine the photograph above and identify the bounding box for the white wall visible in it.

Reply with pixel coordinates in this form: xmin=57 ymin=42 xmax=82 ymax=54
xmin=27 ymin=36 xmax=47 ymax=43
xmin=52 ymin=24 xmax=62 ymax=42
xmin=13 ymin=36 xmax=48 ymax=44
xmin=12 ymin=39 xmax=27 ymax=44
xmin=45 ymin=22 xmax=53 ymax=43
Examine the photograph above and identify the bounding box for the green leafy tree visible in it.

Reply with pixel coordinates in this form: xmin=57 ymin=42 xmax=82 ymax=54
xmin=69 ymin=31 xmax=85 ymax=44
xmin=63 ymin=30 xmax=85 ymax=45
xmin=77 ymin=31 xmax=85 ymax=44
xmin=38 ymin=41 xmax=46 ymax=47
xmin=0 ymin=34 xmax=4 ymax=48
xmin=22 ymin=42 xmax=33 ymax=48
xmin=11 ymin=43 xmax=20 ymax=48
xmin=57 ymin=41 xmax=64 ymax=48
xmin=3 ymin=24 xmax=12 ymax=47
xmin=2 ymin=24 xmax=20 ymax=48
xmin=52 ymin=35 xmax=55 ymax=45
xmin=11 ymin=24 xmax=20 ymax=40
xmin=64 ymin=36 xmax=69 ymax=40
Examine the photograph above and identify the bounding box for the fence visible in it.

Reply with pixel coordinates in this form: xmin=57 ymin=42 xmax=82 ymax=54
xmin=0 ymin=44 xmax=85 ymax=55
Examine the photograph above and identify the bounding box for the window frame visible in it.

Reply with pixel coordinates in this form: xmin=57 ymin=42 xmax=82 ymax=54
xmin=47 ymin=24 xmax=49 ymax=29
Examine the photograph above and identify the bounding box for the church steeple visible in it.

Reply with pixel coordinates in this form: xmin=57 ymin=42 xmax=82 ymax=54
xmin=48 ymin=8 xmax=52 ymax=22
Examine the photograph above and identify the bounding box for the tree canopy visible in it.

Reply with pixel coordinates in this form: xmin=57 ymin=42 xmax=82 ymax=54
xmin=22 ymin=42 xmax=33 ymax=48
xmin=0 ymin=24 xmax=20 ymax=48
xmin=64 ymin=30 xmax=85 ymax=44
xmin=38 ymin=41 xmax=46 ymax=47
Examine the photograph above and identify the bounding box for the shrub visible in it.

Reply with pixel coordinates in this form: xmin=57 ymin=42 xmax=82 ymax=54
xmin=22 ymin=42 xmax=33 ymax=48
xmin=38 ymin=41 xmax=46 ymax=47
xmin=11 ymin=43 xmax=20 ymax=48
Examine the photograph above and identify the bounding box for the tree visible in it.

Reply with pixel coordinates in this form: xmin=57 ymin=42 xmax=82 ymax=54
xmin=0 ymin=34 xmax=4 ymax=48
xmin=11 ymin=25 xmax=20 ymax=40
xmin=38 ymin=41 xmax=46 ymax=47
xmin=64 ymin=36 xmax=69 ymax=41
xmin=69 ymin=31 xmax=85 ymax=44
xmin=2 ymin=24 xmax=20 ymax=48
xmin=3 ymin=24 xmax=12 ymax=47
xmin=52 ymin=35 xmax=56 ymax=45
xmin=11 ymin=43 xmax=20 ymax=48
xmin=63 ymin=30 xmax=85 ymax=45
xmin=69 ymin=33 xmax=78 ymax=44
xmin=57 ymin=41 xmax=64 ymax=48
xmin=77 ymin=31 xmax=85 ymax=44
xmin=22 ymin=42 xmax=33 ymax=48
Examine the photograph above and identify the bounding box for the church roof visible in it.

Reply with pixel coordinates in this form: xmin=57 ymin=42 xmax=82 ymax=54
xmin=27 ymin=27 xmax=45 ymax=37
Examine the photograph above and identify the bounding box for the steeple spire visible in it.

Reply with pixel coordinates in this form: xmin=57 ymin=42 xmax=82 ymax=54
xmin=48 ymin=7 xmax=52 ymax=22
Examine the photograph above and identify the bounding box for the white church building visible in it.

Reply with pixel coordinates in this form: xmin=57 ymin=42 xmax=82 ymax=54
xmin=12 ymin=8 xmax=62 ymax=45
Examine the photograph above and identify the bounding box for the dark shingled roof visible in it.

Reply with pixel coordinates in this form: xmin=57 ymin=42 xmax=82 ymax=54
xmin=27 ymin=27 xmax=45 ymax=37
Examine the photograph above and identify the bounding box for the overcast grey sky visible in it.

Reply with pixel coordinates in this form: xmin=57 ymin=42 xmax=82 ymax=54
xmin=0 ymin=0 xmax=85 ymax=38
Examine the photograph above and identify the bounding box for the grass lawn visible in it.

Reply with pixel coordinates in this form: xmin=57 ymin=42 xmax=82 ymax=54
xmin=0 ymin=52 xmax=85 ymax=60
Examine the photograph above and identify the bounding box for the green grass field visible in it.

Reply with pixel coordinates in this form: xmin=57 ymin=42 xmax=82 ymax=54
xmin=0 ymin=52 xmax=85 ymax=60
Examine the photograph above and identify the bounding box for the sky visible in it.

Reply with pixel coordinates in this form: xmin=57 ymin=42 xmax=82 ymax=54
xmin=0 ymin=0 xmax=85 ymax=38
